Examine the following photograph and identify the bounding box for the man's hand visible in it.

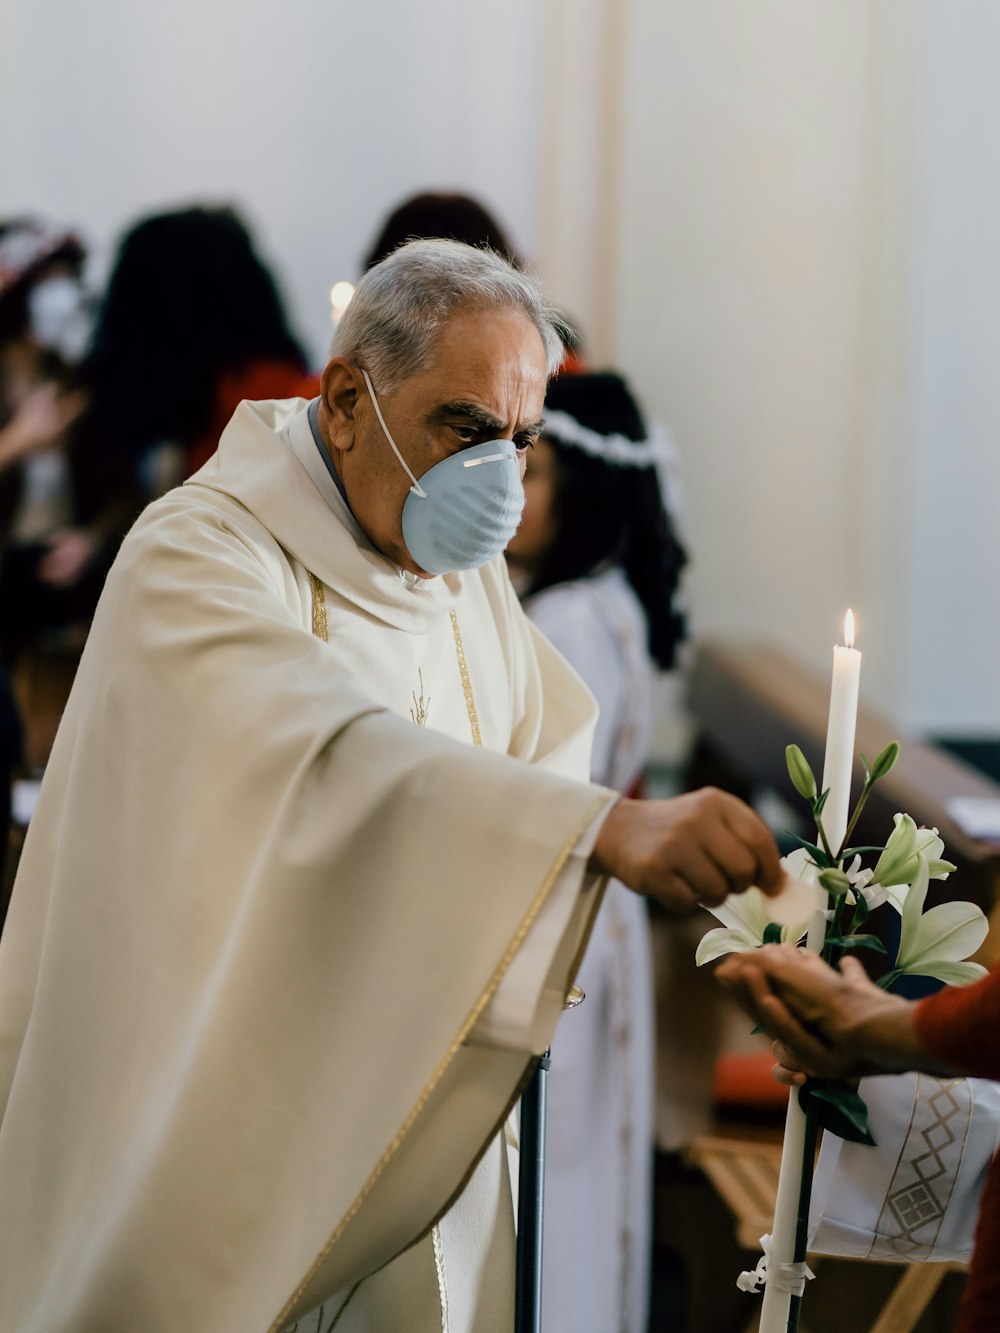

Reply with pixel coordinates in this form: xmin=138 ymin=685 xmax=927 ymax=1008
xmin=715 ymin=946 xmax=949 ymax=1083
xmin=589 ymin=788 xmax=783 ymax=914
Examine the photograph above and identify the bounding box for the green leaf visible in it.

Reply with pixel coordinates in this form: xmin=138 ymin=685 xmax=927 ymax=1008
xmin=849 ymin=893 xmax=870 ymax=931
xmin=841 ymin=846 xmax=886 ymax=857
xmin=870 ymin=740 xmax=901 ymax=782
xmin=824 ymin=933 xmax=887 ymax=955
xmin=790 ymin=837 xmax=835 ymax=869
xmin=786 ymin=745 xmax=818 ymax=800
xmin=800 ymin=1080 xmax=876 ymax=1146
xmin=814 ymin=787 xmax=831 ymax=818
xmin=762 ymin=922 xmax=784 ymax=945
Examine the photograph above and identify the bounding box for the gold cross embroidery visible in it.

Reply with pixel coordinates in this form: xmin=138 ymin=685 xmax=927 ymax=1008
xmin=410 ymin=669 xmax=431 ymax=727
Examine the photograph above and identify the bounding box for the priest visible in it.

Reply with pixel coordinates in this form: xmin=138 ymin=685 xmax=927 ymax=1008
xmin=0 ymin=238 xmax=782 ymax=1333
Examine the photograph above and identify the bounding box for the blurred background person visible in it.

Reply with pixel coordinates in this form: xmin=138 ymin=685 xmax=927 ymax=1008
xmin=362 ymin=190 xmax=586 ymax=371
xmin=506 ymin=369 xmax=687 ymax=1333
xmin=0 ymin=218 xmax=126 ymax=779
xmin=363 ymin=190 xmax=522 ymax=271
xmin=0 ymin=219 xmax=93 ymax=637
xmin=79 ymin=205 xmax=319 ymax=490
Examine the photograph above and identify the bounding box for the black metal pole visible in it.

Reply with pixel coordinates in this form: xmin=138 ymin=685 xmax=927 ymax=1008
xmin=514 ymin=1050 xmax=550 ymax=1333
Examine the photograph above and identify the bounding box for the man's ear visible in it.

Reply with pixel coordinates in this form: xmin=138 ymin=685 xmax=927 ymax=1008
xmin=320 ymin=358 xmax=362 ymax=454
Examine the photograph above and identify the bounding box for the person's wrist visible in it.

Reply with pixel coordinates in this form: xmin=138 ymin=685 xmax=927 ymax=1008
xmin=836 ymin=991 xmax=925 ymax=1073
xmin=587 ymin=796 xmax=627 ymax=877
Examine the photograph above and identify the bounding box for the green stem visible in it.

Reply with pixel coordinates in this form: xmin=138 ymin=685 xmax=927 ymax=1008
xmin=814 ymin=811 xmax=835 ymax=864
xmin=836 ymin=779 xmax=874 ymax=862
xmin=786 ymin=1101 xmax=821 ymax=1333
xmin=876 ymin=970 xmax=902 ymax=991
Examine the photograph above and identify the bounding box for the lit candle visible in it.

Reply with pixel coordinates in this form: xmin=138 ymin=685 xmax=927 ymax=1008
xmin=819 ymin=609 xmax=861 ymax=854
xmin=758 ymin=612 xmax=861 ymax=1331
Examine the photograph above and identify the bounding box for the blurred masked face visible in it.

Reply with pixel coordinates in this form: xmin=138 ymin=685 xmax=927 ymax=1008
xmin=506 ymin=435 xmax=561 ymax=569
xmin=27 ymin=262 xmax=91 ymax=363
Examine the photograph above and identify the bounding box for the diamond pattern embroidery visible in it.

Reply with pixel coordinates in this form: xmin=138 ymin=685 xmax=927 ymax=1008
xmin=873 ymin=1076 xmax=971 ymax=1260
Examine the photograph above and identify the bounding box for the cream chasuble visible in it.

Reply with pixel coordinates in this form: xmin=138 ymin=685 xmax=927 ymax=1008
xmin=0 ymin=398 xmax=614 ymax=1333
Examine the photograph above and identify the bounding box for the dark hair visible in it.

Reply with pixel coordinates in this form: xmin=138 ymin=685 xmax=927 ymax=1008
xmin=527 ymin=372 xmax=687 ymax=670
xmin=83 ymin=206 xmax=307 ymax=455
xmin=364 ymin=192 xmax=521 ymax=271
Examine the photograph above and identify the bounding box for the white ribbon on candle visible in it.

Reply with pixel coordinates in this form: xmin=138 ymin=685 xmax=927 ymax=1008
xmin=737 ymin=1234 xmax=815 ymax=1298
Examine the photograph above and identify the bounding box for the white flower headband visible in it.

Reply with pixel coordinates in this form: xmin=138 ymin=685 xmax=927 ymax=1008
xmin=541 ymin=409 xmax=672 ymax=469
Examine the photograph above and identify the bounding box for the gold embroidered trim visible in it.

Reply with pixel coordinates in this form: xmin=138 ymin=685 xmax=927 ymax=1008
xmin=266 ymin=793 xmax=609 ymax=1333
xmin=449 ymin=609 xmax=482 ymax=747
xmin=308 ymin=571 xmax=329 ymax=643
xmin=431 ymin=1224 xmax=452 ymax=1333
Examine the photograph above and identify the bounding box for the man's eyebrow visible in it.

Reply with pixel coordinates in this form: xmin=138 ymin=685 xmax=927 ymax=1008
xmin=428 ymin=401 xmax=506 ymax=432
xmin=427 ymin=402 xmax=545 ymax=436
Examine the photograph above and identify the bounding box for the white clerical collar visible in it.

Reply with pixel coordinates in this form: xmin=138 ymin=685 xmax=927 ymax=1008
xmin=287 ymin=402 xmax=425 ymax=590
xmin=285 ymin=401 xmax=371 ymax=550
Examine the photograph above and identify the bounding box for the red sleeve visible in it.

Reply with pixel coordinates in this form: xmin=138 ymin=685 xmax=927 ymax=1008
xmin=914 ymin=966 xmax=1000 ymax=1080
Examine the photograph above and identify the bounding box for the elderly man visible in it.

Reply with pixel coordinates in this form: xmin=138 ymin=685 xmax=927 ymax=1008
xmin=0 ymin=240 xmax=781 ymax=1333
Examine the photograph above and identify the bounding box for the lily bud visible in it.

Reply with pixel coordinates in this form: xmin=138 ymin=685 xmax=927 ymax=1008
xmin=870 ymin=741 xmax=900 ymax=783
xmin=818 ymin=867 xmax=852 ymax=898
xmin=786 ymin=744 xmax=817 ymax=801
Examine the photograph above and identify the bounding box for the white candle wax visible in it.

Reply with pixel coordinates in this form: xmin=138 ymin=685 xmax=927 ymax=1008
xmin=759 ymin=615 xmax=862 ymax=1332
xmin=820 ymin=638 xmax=862 ymax=855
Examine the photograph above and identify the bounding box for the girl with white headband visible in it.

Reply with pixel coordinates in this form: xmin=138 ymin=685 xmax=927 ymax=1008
xmin=506 ymin=370 xmax=687 ymax=1333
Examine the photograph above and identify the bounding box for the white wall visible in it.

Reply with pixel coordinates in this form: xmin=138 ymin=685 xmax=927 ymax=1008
xmin=537 ymin=0 xmax=998 ymax=738
xmin=899 ymin=0 xmax=1000 ymax=734
xmin=0 ymin=0 xmax=545 ymax=364
xmin=4 ymin=0 xmax=998 ymax=736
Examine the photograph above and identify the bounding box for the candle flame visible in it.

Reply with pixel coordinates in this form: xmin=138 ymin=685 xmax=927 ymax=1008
xmin=844 ymin=608 xmax=855 ymax=649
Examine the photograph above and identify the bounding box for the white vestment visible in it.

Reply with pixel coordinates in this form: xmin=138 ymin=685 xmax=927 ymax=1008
xmin=526 ymin=570 xmax=656 ymax=1333
xmin=0 ymin=398 xmax=615 ymax=1333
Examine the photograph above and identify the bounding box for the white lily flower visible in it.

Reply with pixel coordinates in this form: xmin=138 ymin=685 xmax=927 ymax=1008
xmin=782 ymin=847 xmax=819 ymax=884
xmin=872 ymin=814 xmax=956 ymax=904
xmin=843 ymin=854 xmax=886 ymax=910
xmin=783 ymin=846 xmax=885 ymax=910
xmin=695 ymin=886 xmax=811 ymax=966
xmin=894 ymin=854 xmax=989 ymax=986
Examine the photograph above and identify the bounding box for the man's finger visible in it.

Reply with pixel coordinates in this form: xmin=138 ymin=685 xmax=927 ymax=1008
xmin=719 ymin=797 xmax=782 ymax=892
xmin=700 ymin=829 xmax=757 ymax=896
xmin=753 ymin=990 xmax=845 ymax=1076
xmin=670 ymin=847 xmax=731 ymax=907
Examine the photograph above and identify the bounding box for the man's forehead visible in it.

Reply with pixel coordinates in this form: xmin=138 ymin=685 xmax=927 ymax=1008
xmin=419 ymin=306 xmax=547 ymax=378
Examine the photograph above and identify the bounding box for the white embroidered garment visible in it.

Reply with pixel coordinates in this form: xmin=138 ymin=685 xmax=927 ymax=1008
xmin=526 ymin=570 xmax=656 ymax=1333
xmin=809 ymin=1071 xmax=1000 ymax=1264
xmin=0 ymin=398 xmax=616 ymax=1333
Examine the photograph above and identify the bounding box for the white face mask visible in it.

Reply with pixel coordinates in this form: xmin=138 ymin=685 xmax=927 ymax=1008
xmin=27 ymin=276 xmax=91 ymax=362
xmin=361 ymin=369 xmax=525 ymax=576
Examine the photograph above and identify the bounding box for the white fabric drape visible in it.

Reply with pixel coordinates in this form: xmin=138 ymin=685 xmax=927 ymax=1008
xmin=526 ymin=570 xmax=656 ymax=1333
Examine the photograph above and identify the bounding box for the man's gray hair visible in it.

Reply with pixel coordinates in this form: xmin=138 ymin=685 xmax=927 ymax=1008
xmin=331 ymin=238 xmax=566 ymax=388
